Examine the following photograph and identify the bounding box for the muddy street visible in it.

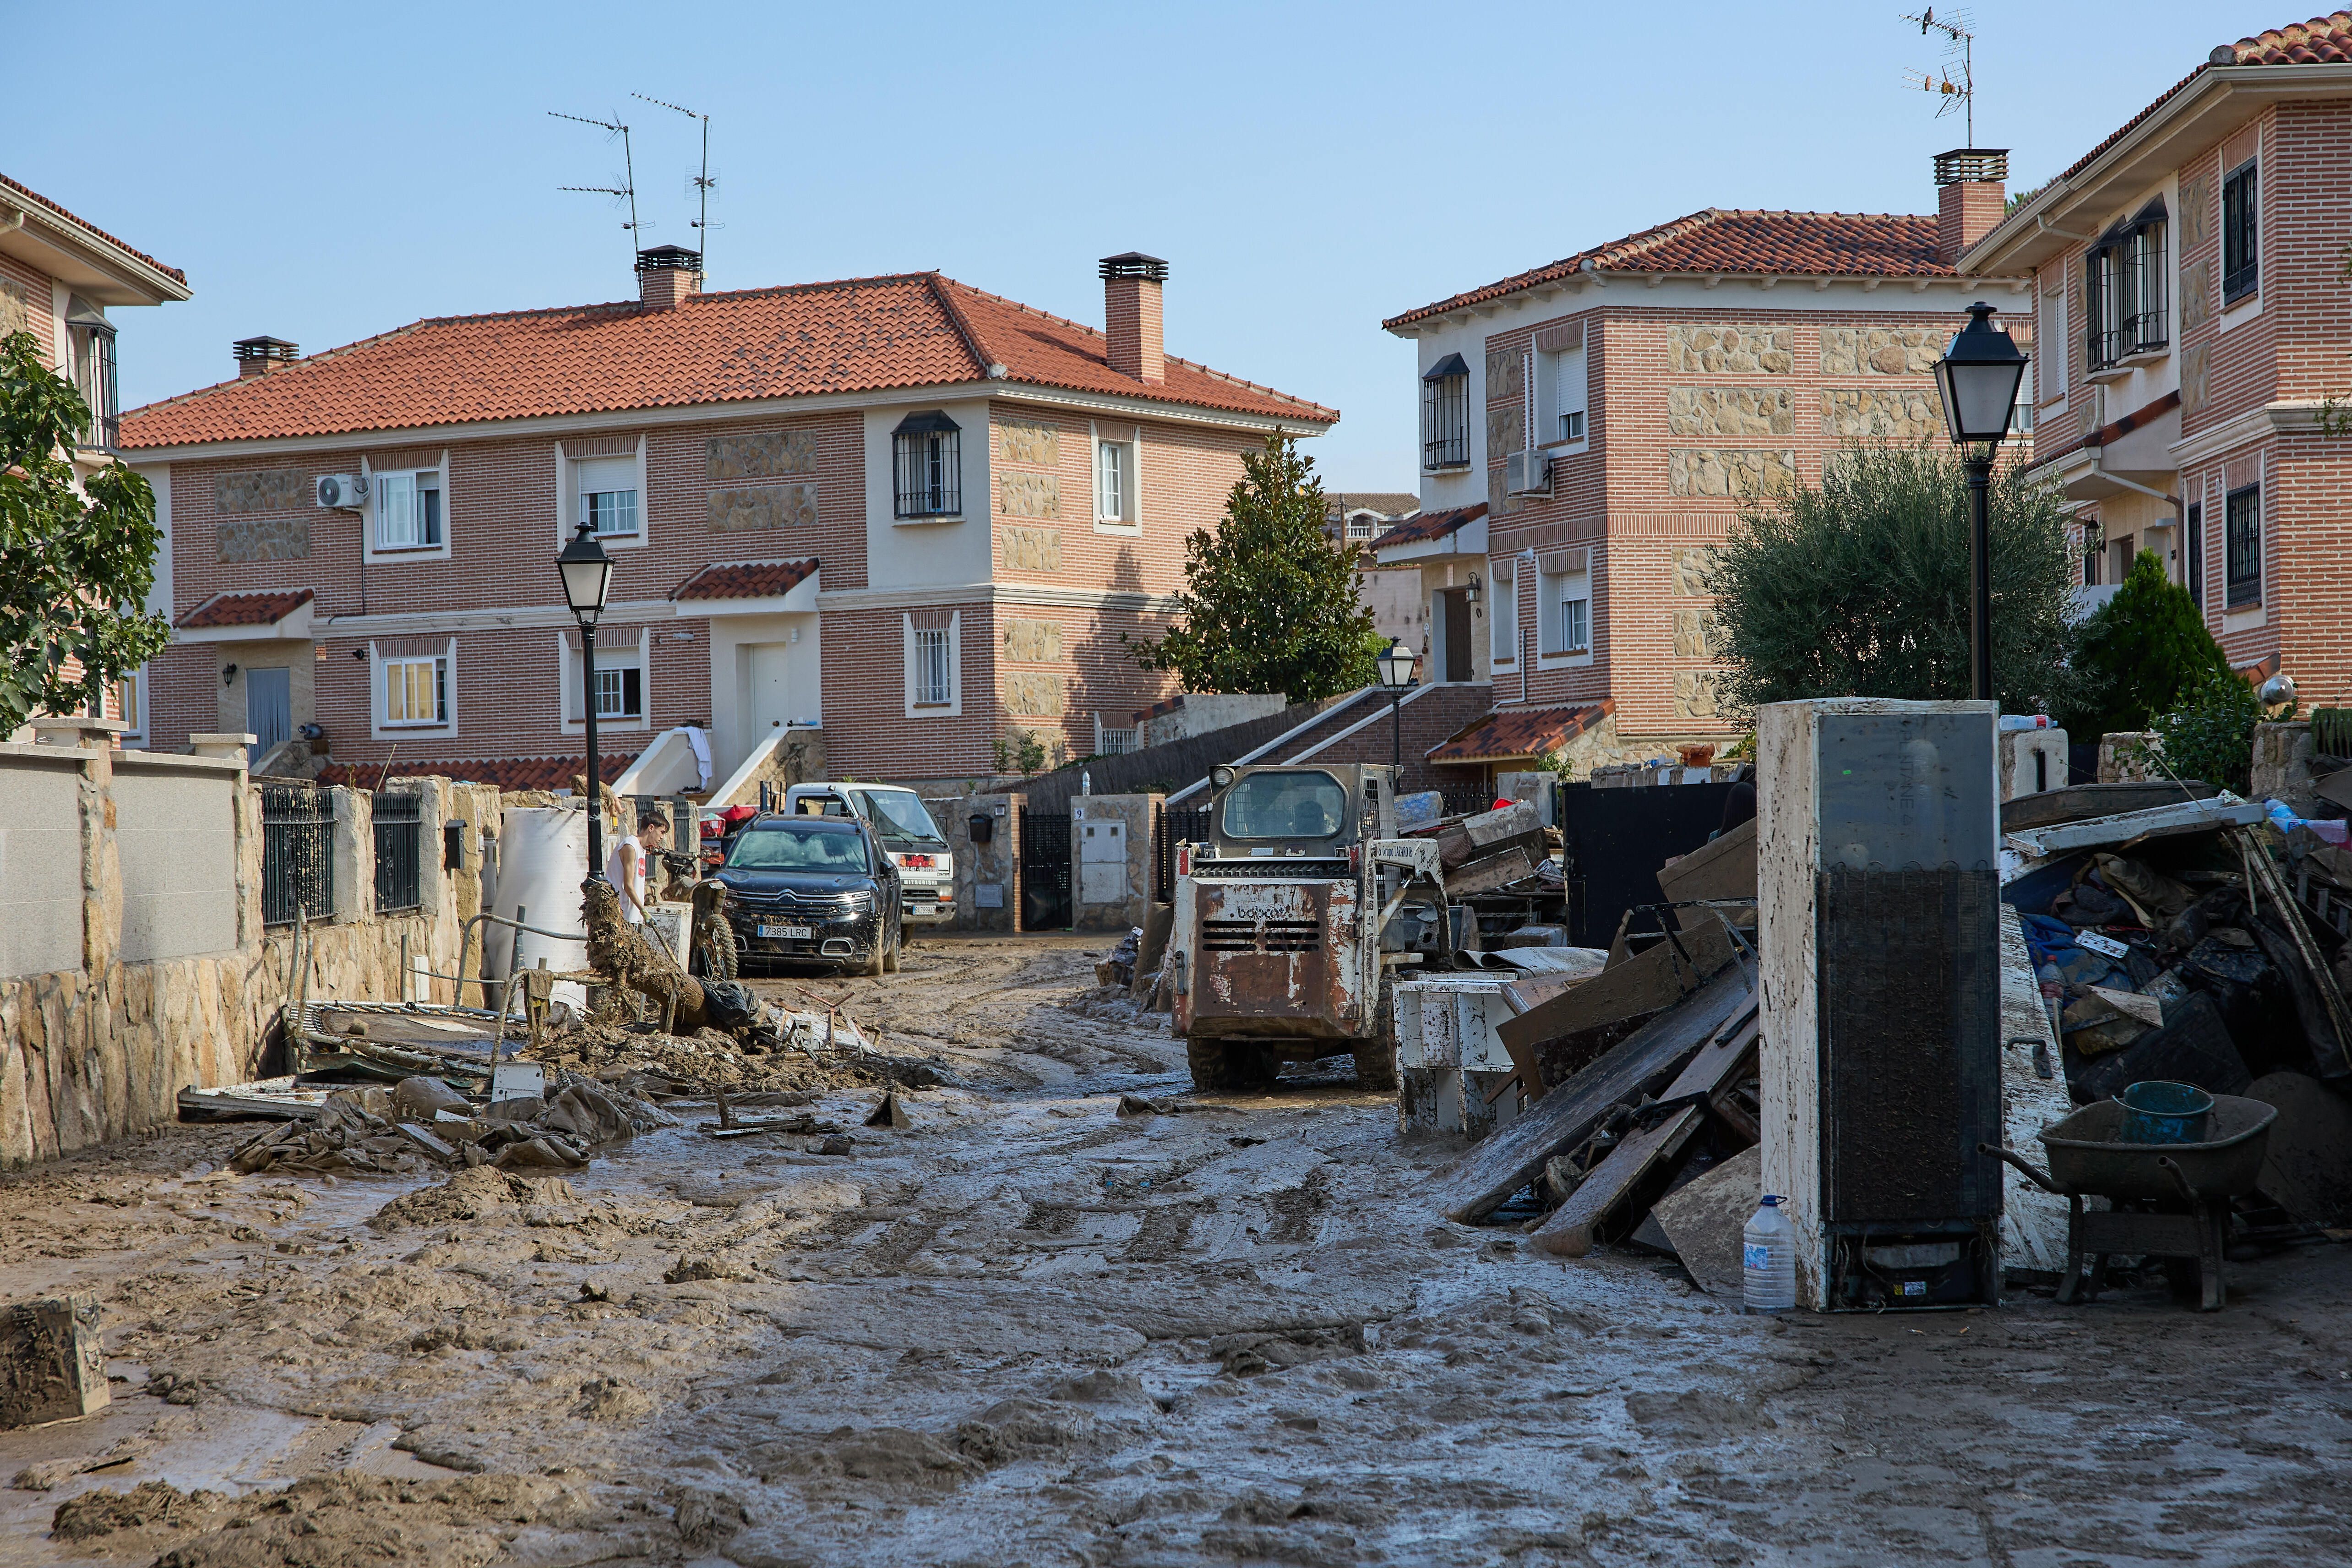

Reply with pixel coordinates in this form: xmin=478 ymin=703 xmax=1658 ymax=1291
xmin=7 ymin=936 xmax=2352 ymax=1567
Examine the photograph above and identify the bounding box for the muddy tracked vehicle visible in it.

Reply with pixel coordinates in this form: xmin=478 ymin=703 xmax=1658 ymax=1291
xmin=1169 ymin=764 xmax=1453 ymax=1092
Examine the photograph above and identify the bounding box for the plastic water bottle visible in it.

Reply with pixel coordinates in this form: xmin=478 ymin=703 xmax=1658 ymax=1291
xmin=1998 ymin=713 xmax=2053 ymax=731
xmin=1742 ymin=1195 xmax=1797 ymax=1313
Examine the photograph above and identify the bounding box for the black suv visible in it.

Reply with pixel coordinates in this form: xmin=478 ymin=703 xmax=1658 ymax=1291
xmin=715 ymin=815 xmax=903 ymax=975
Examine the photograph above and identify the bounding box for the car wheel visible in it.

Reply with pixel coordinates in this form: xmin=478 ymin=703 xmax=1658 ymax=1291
xmin=1185 ymin=1036 xmax=1277 ymax=1092
xmin=883 ymin=931 xmax=901 ymax=973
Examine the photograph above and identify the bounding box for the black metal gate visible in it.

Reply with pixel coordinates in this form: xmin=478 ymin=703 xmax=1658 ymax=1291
xmin=373 ymin=790 xmax=424 ymax=913
xmin=1154 ymin=803 xmax=1213 ymax=901
xmin=261 ymin=783 xmax=335 ymax=927
xmin=1019 ymin=807 xmax=1071 ymax=930
xmin=1557 ymin=781 xmax=1736 ymax=948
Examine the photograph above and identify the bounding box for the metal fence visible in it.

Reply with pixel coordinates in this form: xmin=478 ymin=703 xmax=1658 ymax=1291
xmin=261 ymin=784 xmax=335 ymax=927
xmin=373 ymin=790 xmax=424 ymax=913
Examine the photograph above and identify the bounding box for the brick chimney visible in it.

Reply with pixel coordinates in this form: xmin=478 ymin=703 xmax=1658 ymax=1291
xmin=232 ymin=337 xmax=299 ymax=378
xmin=1100 ymin=253 xmax=1167 ymax=384
xmin=636 ymin=245 xmax=702 ymax=310
xmin=1933 ymin=148 xmax=2009 ymax=266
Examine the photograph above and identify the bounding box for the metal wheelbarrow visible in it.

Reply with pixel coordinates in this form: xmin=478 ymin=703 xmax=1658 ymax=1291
xmin=1979 ymin=1095 xmax=2278 ymax=1312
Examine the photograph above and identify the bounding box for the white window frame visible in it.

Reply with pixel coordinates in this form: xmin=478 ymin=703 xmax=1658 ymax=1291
xmin=1489 ymin=557 xmax=1519 ymax=665
xmin=362 ymin=452 xmax=452 ymax=561
xmin=2041 ymin=277 xmax=2069 ymax=410
xmin=559 ymin=626 xmax=652 ymax=733
xmin=1536 ymin=550 xmax=1594 ymax=668
xmin=370 ymin=639 xmax=458 ymax=736
xmin=902 ymin=610 xmax=962 ymax=718
xmin=1093 ymin=422 xmax=1140 ymax=533
xmin=555 ymin=437 xmax=650 ymax=551
xmin=114 ymin=667 xmax=144 ymax=742
xmin=1535 ymin=337 xmax=1590 ymax=455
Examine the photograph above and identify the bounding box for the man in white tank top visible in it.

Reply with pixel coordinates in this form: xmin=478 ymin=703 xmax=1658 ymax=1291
xmin=606 ymin=813 xmax=670 ymax=926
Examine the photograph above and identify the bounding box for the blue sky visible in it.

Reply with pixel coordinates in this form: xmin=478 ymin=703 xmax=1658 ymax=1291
xmin=5 ymin=1 xmax=2291 ymax=489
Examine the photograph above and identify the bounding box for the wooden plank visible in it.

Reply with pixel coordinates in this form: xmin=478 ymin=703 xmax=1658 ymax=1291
xmin=1529 ymin=1105 xmax=1705 ymax=1258
xmin=1662 ymin=1013 xmax=1759 ymax=1102
xmin=1431 ymin=958 xmax=1755 ymax=1225
xmin=1656 ymin=817 xmax=1756 ymax=906
xmin=1497 ymin=916 xmax=1738 ymax=1056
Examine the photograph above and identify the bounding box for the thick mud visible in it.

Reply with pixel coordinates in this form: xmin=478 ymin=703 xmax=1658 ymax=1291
xmin=6 ymin=935 xmax=2352 ymax=1566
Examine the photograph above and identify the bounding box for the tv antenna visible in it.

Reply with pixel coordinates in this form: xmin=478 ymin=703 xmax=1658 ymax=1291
xmin=1901 ymin=8 xmax=1976 ymax=145
xmin=633 ymin=93 xmax=717 ymax=281
xmin=550 ymin=110 xmax=645 ymax=260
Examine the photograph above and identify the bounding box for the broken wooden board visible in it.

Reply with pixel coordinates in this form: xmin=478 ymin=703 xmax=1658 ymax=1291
xmin=1651 ymin=1145 xmax=1762 ymax=1295
xmin=1432 ymin=958 xmax=1755 ymax=1225
xmin=1 ymin=1294 xmax=107 ymax=1428
xmin=2246 ymin=1072 xmax=2352 ymax=1227
xmin=1529 ymin=1105 xmax=1704 ymax=1258
xmin=1656 ymin=817 xmax=1756 ymax=906
xmin=1498 ymin=916 xmax=1739 ymax=1059
xmin=1444 ymin=845 xmax=1542 ymax=898
xmin=1999 ymin=780 xmax=2220 ymax=833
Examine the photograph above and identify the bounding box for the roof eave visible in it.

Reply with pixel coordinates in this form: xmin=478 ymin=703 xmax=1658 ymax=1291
xmin=0 ymin=200 xmax=190 ymax=307
xmin=1387 ymin=268 xmax=2001 ymax=333
xmin=1964 ymin=63 xmax=2352 ymax=276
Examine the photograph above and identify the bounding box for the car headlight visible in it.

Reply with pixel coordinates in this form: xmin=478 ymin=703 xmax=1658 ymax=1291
xmin=843 ymin=891 xmax=876 ymax=913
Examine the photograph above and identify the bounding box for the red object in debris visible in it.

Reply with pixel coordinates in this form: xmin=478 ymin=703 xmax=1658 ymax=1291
xmin=718 ymin=805 xmax=758 ymax=826
xmin=1493 ymin=798 xmax=1512 ymax=812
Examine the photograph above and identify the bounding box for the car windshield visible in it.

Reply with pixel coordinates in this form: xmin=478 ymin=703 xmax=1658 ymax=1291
xmin=1220 ymin=771 xmax=1348 ymax=841
xmin=727 ymin=824 xmax=871 ymax=873
xmin=852 ymin=788 xmax=946 ymax=847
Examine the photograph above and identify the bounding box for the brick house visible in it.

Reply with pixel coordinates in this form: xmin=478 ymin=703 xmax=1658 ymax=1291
xmin=1960 ymin=13 xmax=2352 ymax=702
xmin=0 ymin=172 xmax=191 ymax=739
xmin=1372 ymin=182 xmax=2034 ymax=785
xmin=1326 ymin=491 xmax=1424 ymax=648
xmin=117 ymin=250 xmax=1334 ymax=788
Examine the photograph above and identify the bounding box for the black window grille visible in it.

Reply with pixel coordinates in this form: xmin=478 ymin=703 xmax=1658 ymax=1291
xmin=2083 ymin=539 xmax=2101 ymax=587
xmin=892 ymin=411 xmax=962 ymax=518
xmin=1154 ymin=804 xmax=1214 ymax=901
xmin=66 ymin=305 xmax=118 ymax=452
xmin=373 ymin=790 xmax=424 ymax=913
xmin=2225 ymin=483 xmax=2262 ymax=609
xmin=2084 ymin=213 xmax=2167 ymax=370
xmin=2186 ymin=501 xmax=2204 ymax=611
xmin=2222 ymin=160 xmax=2259 ymax=303
xmin=261 ymin=784 xmax=335 ymax=927
xmin=1421 ymin=353 xmax=1470 ymax=468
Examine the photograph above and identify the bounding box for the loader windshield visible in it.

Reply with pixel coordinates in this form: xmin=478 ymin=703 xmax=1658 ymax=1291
xmin=1220 ymin=770 xmax=1347 ymax=841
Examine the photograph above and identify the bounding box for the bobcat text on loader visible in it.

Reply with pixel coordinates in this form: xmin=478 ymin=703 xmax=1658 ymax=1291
xmin=1169 ymin=763 xmax=1452 ymax=1092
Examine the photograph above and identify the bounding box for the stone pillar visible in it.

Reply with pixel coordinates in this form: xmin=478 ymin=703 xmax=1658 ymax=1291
xmin=32 ymin=720 xmax=127 ymax=978
xmin=1998 ymin=727 xmax=2069 ymax=802
xmin=2251 ymin=722 xmax=2318 ymax=815
xmin=953 ymin=793 xmax=1023 ymax=933
xmin=188 ymin=731 xmax=257 ymax=761
xmin=329 ymin=786 xmax=372 ymax=924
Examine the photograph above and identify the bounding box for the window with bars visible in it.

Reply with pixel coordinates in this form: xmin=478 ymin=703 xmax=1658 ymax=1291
xmin=593 ymin=665 xmax=643 ymax=719
xmin=2225 ymin=483 xmax=2261 ymax=608
xmin=65 ymin=299 xmax=117 ymax=451
xmin=2222 ymin=160 xmax=2259 ymax=302
xmin=374 ymin=468 xmax=444 ymax=550
xmin=892 ymin=411 xmax=962 ymax=517
xmin=1421 ymin=354 xmax=1470 ymax=468
xmin=2186 ymin=501 xmax=2204 ymax=611
xmin=2084 ymin=209 xmax=2167 ymax=369
xmin=912 ymin=626 xmax=952 ymax=706
xmin=383 ymin=655 xmax=448 ymax=726
xmin=577 ymin=455 xmax=638 ymax=538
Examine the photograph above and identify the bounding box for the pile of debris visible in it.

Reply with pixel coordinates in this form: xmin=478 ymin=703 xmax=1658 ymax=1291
xmin=226 ymin=1075 xmax=648 ymax=1176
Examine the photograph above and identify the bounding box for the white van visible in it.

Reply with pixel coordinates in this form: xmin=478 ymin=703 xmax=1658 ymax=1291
xmin=782 ymin=783 xmax=955 ymax=926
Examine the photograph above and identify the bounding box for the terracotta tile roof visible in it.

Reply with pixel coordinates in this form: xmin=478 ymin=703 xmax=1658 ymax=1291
xmin=671 ymin=558 xmax=820 ymax=601
xmin=1371 ymin=503 xmax=1485 ymax=550
xmin=2042 ymin=14 xmax=2352 ymax=191
xmin=316 ymin=752 xmax=634 ymax=792
xmin=1385 ymin=211 xmax=1949 ymax=329
xmin=176 ymin=587 xmax=311 ymax=630
xmin=1426 ymin=701 xmax=1612 ymax=765
xmin=118 ymin=272 xmax=1335 ymax=451
xmin=0 ymin=172 xmax=188 ymax=287
xmin=1328 ymin=492 xmax=1421 ymax=517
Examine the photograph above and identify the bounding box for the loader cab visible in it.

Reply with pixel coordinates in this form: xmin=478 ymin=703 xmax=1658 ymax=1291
xmin=1197 ymin=764 xmax=1396 ymax=866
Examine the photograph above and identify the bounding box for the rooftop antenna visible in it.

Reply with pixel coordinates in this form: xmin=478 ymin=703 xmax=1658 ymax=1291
xmin=634 ymin=93 xmax=716 ymax=281
xmin=550 ymin=109 xmax=645 ymax=261
xmin=1901 ymin=8 xmax=1977 ymax=146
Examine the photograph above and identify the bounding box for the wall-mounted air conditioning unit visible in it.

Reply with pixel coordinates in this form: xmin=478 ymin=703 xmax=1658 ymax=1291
xmin=316 ymin=474 xmax=368 ymax=509
xmin=1505 ymin=449 xmax=1551 ymax=496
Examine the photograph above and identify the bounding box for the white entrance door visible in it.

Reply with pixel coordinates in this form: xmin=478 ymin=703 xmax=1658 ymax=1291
xmin=746 ymin=644 xmax=791 ymax=739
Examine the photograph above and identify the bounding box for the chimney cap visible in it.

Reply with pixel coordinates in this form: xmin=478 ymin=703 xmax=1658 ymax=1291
xmin=233 ymin=336 xmax=299 ymax=361
xmin=635 ymin=245 xmax=703 ymax=274
xmin=1933 ymin=147 xmax=2009 ymax=186
xmin=1099 ymin=252 xmax=1169 ymax=282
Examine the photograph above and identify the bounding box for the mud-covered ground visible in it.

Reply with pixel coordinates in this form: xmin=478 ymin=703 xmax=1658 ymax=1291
xmin=6 ymin=935 xmax=2352 ymax=1567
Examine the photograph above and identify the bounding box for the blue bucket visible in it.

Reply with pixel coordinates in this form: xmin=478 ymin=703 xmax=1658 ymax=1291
xmin=2116 ymin=1080 xmax=2215 ymax=1145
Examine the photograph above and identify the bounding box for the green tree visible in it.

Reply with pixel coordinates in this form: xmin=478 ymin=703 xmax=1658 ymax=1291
xmin=2063 ymin=549 xmax=2232 ymax=736
xmin=1711 ymin=442 xmax=2081 ymax=718
xmin=1126 ymin=435 xmax=1376 ymax=702
xmin=0 ymin=331 xmax=169 ymax=733
xmin=2145 ymin=668 xmax=2288 ymax=796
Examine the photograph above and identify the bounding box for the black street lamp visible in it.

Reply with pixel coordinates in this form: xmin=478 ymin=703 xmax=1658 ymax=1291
xmin=556 ymin=519 xmax=616 ymax=883
xmin=1377 ymin=637 xmax=1417 ymax=780
xmin=1935 ymin=301 xmax=2030 ymax=703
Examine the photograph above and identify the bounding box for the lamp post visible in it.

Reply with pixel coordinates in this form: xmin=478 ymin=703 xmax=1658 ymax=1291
xmin=556 ymin=519 xmax=616 ymax=883
xmin=1934 ymin=301 xmax=2030 ymax=703
xmin=1377 ymin=637 xmax=1417 ymax=780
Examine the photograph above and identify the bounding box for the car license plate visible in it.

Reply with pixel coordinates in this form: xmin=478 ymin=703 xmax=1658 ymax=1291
xmin=759 ymin=923 xmax=813 ymax=939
